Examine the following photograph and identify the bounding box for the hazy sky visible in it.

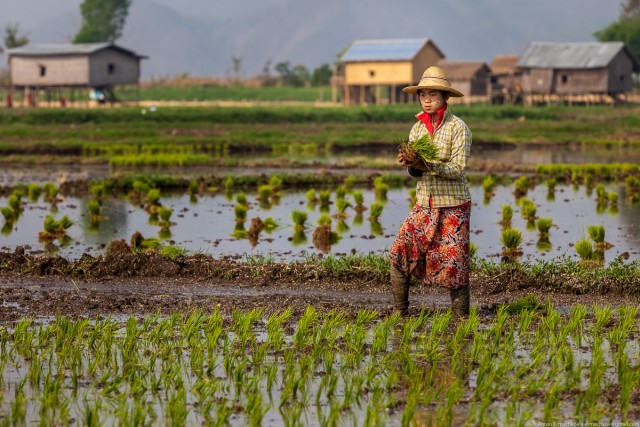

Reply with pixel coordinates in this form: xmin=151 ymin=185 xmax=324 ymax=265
xmin=0 ymin=0 xmax=622 ymax=78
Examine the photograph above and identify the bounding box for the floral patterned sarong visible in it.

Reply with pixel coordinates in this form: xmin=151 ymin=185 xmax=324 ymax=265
xmin=389 ymin=202 xmax=471 ymax=289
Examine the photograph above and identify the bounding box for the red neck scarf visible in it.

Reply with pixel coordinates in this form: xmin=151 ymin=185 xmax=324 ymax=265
xmin=417 ymin=104 xmax=448 ymax=136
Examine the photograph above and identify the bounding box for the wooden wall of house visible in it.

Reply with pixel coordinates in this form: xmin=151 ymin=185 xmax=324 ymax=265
xmin=89 ymin=50 xmax=140 ymax=87
xmin=411 ymin=43 xmax=445 ymax=83
xmin=10 ymin=55 xmax=89 ymax=87
xmin=345 ymin=61 xmax=412 ymax=85
xmin=553 ymin=68 xmax=608 ymax=94
xmin=521 ymin=68 xmax=554 ymax=93
xmin=607 ymin=52 xmax=635 ymax=93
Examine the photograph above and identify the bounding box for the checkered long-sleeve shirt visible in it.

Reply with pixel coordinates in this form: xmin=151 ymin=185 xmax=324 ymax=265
xmin=409 ymin=109 xmax=472 ymax=208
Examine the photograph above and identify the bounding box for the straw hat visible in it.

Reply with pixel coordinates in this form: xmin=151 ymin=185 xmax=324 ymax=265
xmin=403 ymin=66 xmax=464 ymax=97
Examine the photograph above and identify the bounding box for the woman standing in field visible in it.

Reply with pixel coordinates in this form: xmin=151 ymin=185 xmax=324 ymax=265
xmin=390 ymin=66 xmax=472 ymax=317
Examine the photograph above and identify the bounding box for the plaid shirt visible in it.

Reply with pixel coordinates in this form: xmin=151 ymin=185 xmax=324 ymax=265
xmin=409 ymin=109 xmax=472 ymax=208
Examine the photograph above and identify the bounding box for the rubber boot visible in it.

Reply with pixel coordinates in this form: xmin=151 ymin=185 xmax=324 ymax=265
xmin=450 ymin=286 xmax=470 ymax=318
xmin=390 ymin=265 xmax=410 ymax=316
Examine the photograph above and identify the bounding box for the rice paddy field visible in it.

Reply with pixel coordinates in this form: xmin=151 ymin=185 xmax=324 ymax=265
xmin=1 ymin=104 xmax=640 ymax=426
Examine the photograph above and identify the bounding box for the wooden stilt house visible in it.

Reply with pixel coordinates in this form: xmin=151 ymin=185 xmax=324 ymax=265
xmin=336 ymin=38 xmax=445 ymax=105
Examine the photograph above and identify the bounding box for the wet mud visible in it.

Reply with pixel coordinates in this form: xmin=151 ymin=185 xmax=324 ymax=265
xmin=0 ymin=249 xmax=637 ymax=322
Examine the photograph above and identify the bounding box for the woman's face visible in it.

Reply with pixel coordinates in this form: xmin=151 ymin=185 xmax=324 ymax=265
xmin=418 ymin=89 xmax=447 ymax=114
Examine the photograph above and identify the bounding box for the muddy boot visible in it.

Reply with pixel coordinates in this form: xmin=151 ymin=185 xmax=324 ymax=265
xmin=390 ymin=266 xmax=410 ymax=316
xmin=450 ymin=286 xmax=470 ymax=318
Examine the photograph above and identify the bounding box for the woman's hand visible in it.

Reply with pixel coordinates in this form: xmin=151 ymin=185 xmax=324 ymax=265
xmin=398 ymin=147 xmax=428 ymax=170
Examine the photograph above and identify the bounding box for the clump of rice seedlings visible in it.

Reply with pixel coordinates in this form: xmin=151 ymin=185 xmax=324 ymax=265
xmin=306 ymin=189 xmax=318 ymax=204
xmin=27 ymin=183 xmax=42 ymax=201
xmin=575 ymin=237 xmax=594 ymax=263
xmin=469 ymin=241 xmax=478 ymax=259
xmin=236 ymin=192 xmax=249 ymax=206
xmin=269 ymin=176 xmax=283 ymax=191
xmin=263 ymin=217 xmax=278 ymax=232
xmin=87 ymin=200 xmax=102 ymax=223
xmin=234 ymin=204 xmax=248 ymax=223
xmin=333 ymin=198 xmax=351 ymax=220
xmin=319 ymin=190 xmax=331 ymax=213
xmin=353 ymin=191 xmax=367 ymax=213
xmin=502 ymin=295 xmax=541 ymax=314
xmin=145 ymin=188 xmax=162 ymax=214
xmin=128 ymin=180 xmax=149 ymax=205
xmin=8 ymin=193 xmax=22 ymax=214
xmin=499 ymin=204 xmax=513 ymax=227
xmin=336 ymin=186 xmax=347 ymax=200
xmin=625 ymin=175 xmax=639 ymax=202
xmin=500 ymin=227 xmax=523 ymax=260
xmin=535 ymin=218 xmax=552 ymax=238
xmin=595 ymin=184 xmax=608 ymax=206
xmin=513 ymin=176 xmax=529 ymax=198
xmin=368 ymin=202 xmax=384 ymax=222
xmin=257 ymin=185 xmax=272 ymax=201
xmin=188 ymin=179 xmax=199 ymax=196
xmin=157 ymin=207 xmax=175 ymax=228
xmin=399 ymin=134 xmax=439 ymax=162
xmin=373 ymin=177 xmax=388 ymax=200
xmin=91 ymin=183 xmax=108 ymax=202
xmin=43 ymin=182 xmax=60 ymax=204
xmin=608 ymin=191 xmax=618 ymax=207
xmin=546 ymin=178 xmax=557 ymax=193
xmin=224 ymin=176 xmax=235 ymax=192
xmin=587 ymin=224 xmax=612 ymax=250
xmin=1 ymin=206 xmax=17 ymax=224
xmin=344 ymin=175 xmax=356 ymax=190
xmin=161 ymin=245 xmax=189 ymax=259
xmin=291 ymin=210 xmax=308 ymax=232
xmin=39 ymin=215 xmax=73 ymax=242
xmin=130 ymin=231 xmax=162 ymax=251
xmin=519 ymin=198 xmax=537 ymax=222
xmin=482 ymin=175 xmax=496 ymax=195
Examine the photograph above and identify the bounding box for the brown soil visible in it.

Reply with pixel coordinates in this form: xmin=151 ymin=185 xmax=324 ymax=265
xmin=1 ymin=249 xmax=637 ymax=322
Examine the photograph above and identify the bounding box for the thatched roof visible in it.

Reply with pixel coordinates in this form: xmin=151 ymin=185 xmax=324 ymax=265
xmin=490 ymin=55 xmax=520 ymax=75
xmin=436 ymin=60 xmax=490 ymax=79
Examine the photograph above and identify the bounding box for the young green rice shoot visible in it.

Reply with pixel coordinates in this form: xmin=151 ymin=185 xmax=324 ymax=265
xmin=535 ymin=218 xmax=553 ymax=237
xmin=291 ymin=210 xmax=308 ymax=232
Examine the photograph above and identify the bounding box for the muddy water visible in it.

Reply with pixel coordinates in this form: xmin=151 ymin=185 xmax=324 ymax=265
xmin=1 ymin=182 xmax=638 ymax=264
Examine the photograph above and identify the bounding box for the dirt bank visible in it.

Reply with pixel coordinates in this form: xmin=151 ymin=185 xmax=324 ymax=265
xmin=1 ymin=249 xmax=637 ymax=322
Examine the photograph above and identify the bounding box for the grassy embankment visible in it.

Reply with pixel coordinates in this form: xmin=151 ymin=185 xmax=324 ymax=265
xmin=0 ymin=104 xmax=638 ymax=168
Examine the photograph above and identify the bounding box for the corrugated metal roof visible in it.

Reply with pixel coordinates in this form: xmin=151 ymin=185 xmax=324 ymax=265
xmin=340 ymin=38 xmax=430 ymax=62
xmin=7 ymin=43 xmax=146 ymax=58
xmin=436 ymin=60 xmax=489 ymax=79
xmin=516 ymin=42 xmax=626 ymax=69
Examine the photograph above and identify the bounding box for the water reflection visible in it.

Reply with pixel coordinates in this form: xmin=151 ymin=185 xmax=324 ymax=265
xmin=1 ymin=183 xmax=639 ymax=264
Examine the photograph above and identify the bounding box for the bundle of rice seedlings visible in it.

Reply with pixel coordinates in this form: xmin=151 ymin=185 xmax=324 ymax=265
xmin=263 ymin=217 xmax=278 ymax=232
xmin=535 ymin=218 xmax=553 ymax=237
xmin=500 ymin=204 xmax=513 ymax=225
xmin=575 ymin=238 xmax=594 ymax=262
xmin=306 ymin=189 xmax=318 ymax=204
xmin=1 ymin=206 xmax=17 ymax=223
xmin=291 ymin=210 xmax=308 ymax=232
xmin=87 ymin=200 xmax=102 ymax=221
xmin=369 ymin=202 xmax=384 ymax=221
xmin=587 ymin=225 xmax=605 ymax=244
xmin=482 ymin=175 xmax=496 ymax=194
xmin=500 ymin=228 xmax=522 ymax=250
xmin=502 ymin=295 xmax=542 ymax=314
xmin=399 ymin=134 xmax=439 ymax=162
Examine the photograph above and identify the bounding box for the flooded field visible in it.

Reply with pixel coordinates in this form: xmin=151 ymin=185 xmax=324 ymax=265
xmin=1 ymin=181 xmax=639 ymax=265
xmin=1 ymin=305 xmax=639 ymax=426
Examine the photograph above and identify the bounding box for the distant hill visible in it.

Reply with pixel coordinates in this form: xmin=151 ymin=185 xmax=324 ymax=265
xmin=1 ymin=0 xmax=619 ymax=79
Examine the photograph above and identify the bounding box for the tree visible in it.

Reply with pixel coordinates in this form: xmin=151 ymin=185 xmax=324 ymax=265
xmin=4 ymin=23 xmax=29 ymax=49
xmin=594 ymin=16 xmax=640 ymax=63
xmin=311 ymin=64 xmax=332 ymax=86
xmin=275 ymin=61 xmax=310 ymax=86
xmin=73 ymin=0 xmax=132 ymax=43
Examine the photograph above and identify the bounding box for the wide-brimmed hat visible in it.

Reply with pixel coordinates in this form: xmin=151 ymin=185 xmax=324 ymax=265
xmin=403 ymin=66 xmax=464 ymax=97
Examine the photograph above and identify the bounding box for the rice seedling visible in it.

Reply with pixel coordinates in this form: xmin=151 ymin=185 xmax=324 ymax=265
xmin=373 ymin=177 xmax=388 ymax=200
xmin=43 ymin=183 xmax=60 ymax=204
xmin=87 ymin=200 xmax=102 ymax=223
xmin=335 ymin=186 xmax=347 ymax=200
xmin=608 ymin=191 xmax=618 ymax=206
xmin=333 ymin=198 xmax=351 ymax=219
xmin=482 ymin=175 xmax=496 ymax=195
xmin=499 ymin=204 xmax=513 ymax=227
xmin=263 ymin=217 xmax=278 ymax=232
xmin=519 ymin=198 xmax=537 ymax=222
xmin=234 ymin=204 xmax=248 ymax=223
xmin=305 ymin=189 xmax=318 ymax=204
xmin=535 ymin=217 xmax=552 ymax=238
xmin=343 ymin=175 xmax=356 ymax=190
xmin=38 ymin=215 xmax=73 ymax=242
xmin=90 ymin=183 xmax=107 ymax=202
xmin=27 ymin=183 xmax=42 ymax=202
xmin=513 ymin=176 xmax=529 ymax=198
xmin=546 ymin=177 xmax=557 ymax=193
xmin=368 ymin=202 xmax=384 ymax=222
xmin=157 ymin=207 xmax=175 ymax=228
xmin=161 ymin=245 xmax=189 ymax=259
xmin=291 ymin=210 xmax=308 ymax=232
xmin=624 ymin=175 xmax=639 ymax=199
xmin=236 ymin=192 xmax=249 ymax=206
xmin=257 ymin=185 xmax=272 ymax=201
xmin=595 ymin=184 xmax=608 ymax=206
xmin=224 ymin=176 xmax=234 ymax=192
xmin=318 ymin=191 xmax=331 ymax=212
xmin=145 ymin=188 xmax=162 ymax=214
xmin=500 ymin=228 xmax=523 ymax=259
xmin=587 ymin=224 xmax=612 ymax=250
xmin=352 ymin=191 xmax=367 ymax=213
xmin=269 ymin=175 xmax=283 ymax=191
xmin=1 ymin=206 xmax=18 ymax=224
xmin=8 ymin=194 xmax=22 ymax=214
xmin=399 ymin=133 xmax=439 ymax=162
xmin=575 ymin=237 xmax=594 ymax=262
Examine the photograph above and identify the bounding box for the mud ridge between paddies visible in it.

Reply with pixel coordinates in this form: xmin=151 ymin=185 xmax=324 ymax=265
xmin=1 ymin=248 xmax=639 ymax=322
